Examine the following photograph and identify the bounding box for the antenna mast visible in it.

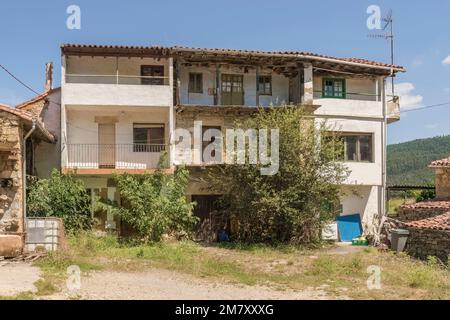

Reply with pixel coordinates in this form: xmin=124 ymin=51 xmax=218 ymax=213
xmin=368 ymin=9 xmax=395 ymax=98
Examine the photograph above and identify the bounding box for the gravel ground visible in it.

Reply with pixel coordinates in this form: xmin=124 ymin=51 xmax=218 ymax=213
xmin=57 ymin=268 xmax=330 ymax=300
xmin=0 ymin=262 xmax=41 ymax=296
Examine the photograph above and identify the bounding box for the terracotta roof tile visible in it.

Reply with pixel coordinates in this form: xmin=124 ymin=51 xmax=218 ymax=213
xmin=430 ymin=157 xmax=450 ymax=167
xmin=60 ymin=44 xmax=405 ymax=72
xmin=0 ymin=104 xmax=55 ymax=143
xmin=406 ymin=212 xmax=450 ymax=231
xmin=401 ymin=201 xmax=450 ymax=210
xmin=15 ymin=87 xmax=60 ymax=110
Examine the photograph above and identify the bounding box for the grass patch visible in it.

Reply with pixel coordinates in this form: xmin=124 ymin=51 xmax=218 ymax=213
xmin=34 ymin=279 xmax=57 ymax=296
xmin=33 ymin=232 xmax=450 ymax=300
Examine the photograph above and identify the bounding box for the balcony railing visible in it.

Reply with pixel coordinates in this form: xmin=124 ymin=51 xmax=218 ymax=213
xmin=67 ymin=144 xmax=167 ymax=170
xmin=65 ymin=74 xmax=170 ymax=86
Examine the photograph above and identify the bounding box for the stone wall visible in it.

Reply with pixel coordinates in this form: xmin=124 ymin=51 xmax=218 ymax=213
xmin=435 ymin=167 xmax=450 ymax=200
xmin=0 ymin=112 xmax=24 ymax=257
xmin=397 ymin=202 xmax=450 ymax=222
xmin=406 ymin=228 xmax=450 ymax=263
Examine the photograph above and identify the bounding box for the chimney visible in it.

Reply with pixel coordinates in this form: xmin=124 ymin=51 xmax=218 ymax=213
xmin=44 ymin=62 xmax=53 ymax=92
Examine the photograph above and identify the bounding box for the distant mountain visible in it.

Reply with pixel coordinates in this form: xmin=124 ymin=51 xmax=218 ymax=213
xmin=387 ymin=135 xmax=450 ymax=186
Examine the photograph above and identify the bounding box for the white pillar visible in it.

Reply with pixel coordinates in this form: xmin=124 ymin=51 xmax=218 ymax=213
xmin=303 ymin=63 xmax=313 ymax=105
xmin=169 ymin=58 xmax=175 ymax=168
xmin=60 ymin=54 xmax=68 ymax=171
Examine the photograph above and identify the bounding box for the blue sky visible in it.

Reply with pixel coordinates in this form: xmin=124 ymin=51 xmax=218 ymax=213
xmin=1 ymin=0 xmax=449 ymax=144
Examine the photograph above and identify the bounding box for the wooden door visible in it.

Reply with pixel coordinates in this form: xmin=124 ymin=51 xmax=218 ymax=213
xmin=221 ymin=74 xmax=244 ymax=105
xmin=98 ymin=123 xmax=116 ymax=168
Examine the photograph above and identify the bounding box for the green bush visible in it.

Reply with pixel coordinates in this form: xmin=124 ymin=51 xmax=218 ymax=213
xmin=98 ymin=166 xmax=197 ymax=242
xmin=416 ymin=189 xmax=436 ymax=202
xmin=27 ymin=169 xmax=92 ymax=233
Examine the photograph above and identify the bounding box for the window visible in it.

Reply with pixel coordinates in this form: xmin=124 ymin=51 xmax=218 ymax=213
xmin=257 ymin=75 xmax=272 ymax=95
xmin=323 ymin=78 xmax=346 ymax=98
xmin=221 ymin=74 xmax=244 ymax=105
xmin=188 ymin=73 xmax=203 ymax=93
xmin=339 ymin=134 xmax=373 ymax=162
xmin=141 ymin=65 xmax=165 ymax=85
xmin=133 ymin=124 xmax=165 ymax=152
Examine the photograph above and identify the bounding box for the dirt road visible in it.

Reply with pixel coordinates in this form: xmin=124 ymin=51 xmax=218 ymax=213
xmin=0 ymin=262 xmax=330 ymax=299
xmin=62 ymin=268 xmax=330 ymax=300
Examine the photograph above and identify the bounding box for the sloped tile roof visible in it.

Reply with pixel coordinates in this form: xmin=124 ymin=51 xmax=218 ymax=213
xmin=15 ymin=87 xmax=60 ymax=110
xmin=0 ymin=104 xmax=55 ymax=143
xmin=430 ymin=157 xmax=450 ymax=167
xmin=60 ymin=44 xmax=406 ymax=72
xmin=401 ymin=201 xmax=450 ymax=210
xmin=406 ymin=212 xmax=450 ymax=231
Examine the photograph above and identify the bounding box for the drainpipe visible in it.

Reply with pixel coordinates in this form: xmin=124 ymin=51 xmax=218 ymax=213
xmin=22 ymin=119 xmax=36 ymax=235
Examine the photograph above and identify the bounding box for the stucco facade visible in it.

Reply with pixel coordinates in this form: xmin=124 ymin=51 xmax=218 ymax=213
xmin=58 ymin=44 xmax=403 ymax=237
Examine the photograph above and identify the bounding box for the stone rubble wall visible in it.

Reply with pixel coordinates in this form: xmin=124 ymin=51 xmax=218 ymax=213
xmin=406 ymin=228 xmax=450 ymax=263
xmin=0 ymin=112 xmax=24 ymax=257
xmin=397 ymin=205 xmax=450 ymax=222
xmin=435 ymin=167 xmax=450 ymax=200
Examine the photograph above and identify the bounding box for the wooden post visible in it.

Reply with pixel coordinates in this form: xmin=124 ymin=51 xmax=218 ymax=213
xmin=215 ymin=64 xmax=220 ymax=105
xmin=174 ymin=60 xmax=181 ymax=106
xmin=255 ymin=66 xmax=260 ymax=106
xmin=116 ymin=57 xmax=119 ymax=84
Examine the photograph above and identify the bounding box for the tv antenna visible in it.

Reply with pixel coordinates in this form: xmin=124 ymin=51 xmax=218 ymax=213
xmin=368 ymin=9 xmax=395 ymax=98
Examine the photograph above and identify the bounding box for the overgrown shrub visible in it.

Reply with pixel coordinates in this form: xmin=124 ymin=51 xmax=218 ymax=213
xmin=99 ymin=166 xmax=197 ymax=242
xmin=27 ymin=169 xmax=92 ymax=233
xmin=416 ymin=189 xmax=435 ymax=202
xmin=209 ymin=106 xmax=348 ymax=244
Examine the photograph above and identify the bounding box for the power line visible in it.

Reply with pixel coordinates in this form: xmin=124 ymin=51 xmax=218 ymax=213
xmin=400 ymin=101 xmax=450 ymax=113
xmin=0 ymin=63 xmax=41 ymax=96
xmin=0 ymin=63 xmax=61 ymax=106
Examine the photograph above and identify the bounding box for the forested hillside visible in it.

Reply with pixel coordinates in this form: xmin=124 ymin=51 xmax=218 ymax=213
xmin=387 ymin=135 xmax=450 ymax=186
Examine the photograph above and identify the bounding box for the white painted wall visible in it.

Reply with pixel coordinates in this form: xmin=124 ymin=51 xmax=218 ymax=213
xmin=66 ymin=106 xmax=169 ymax=169
xmin=64 ymin=56 xmax=173 ymax=107
xmin=319 ymin=117 xmax=383 ymax=186
xmin=340 ymin=185 xmax=380 ymax=232
xmin=179 ymin=65 xmax=289 ymax=106
xmin=64 ymin=83 xmax=173 ymax=107
xmin=35 ymin=90 xmax=61 ymax=178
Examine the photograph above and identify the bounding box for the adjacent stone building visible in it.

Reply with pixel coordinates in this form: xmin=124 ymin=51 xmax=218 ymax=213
xmin=397 ymin=156 xmax=450 ymax=262
xmin=0 ymin=104 xmax=55 ymax=257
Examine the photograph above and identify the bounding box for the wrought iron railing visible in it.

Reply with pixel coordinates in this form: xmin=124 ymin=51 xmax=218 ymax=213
xmin=67 ymin=144 xmax=167 ymax=169
xmin=65 ymin=74 xmax=170 ymax=86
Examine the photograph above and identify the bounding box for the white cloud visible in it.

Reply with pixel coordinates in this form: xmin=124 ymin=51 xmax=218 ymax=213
xmin=442 ymin=55 xmax=450 ymax=65
xmin=387 ymin=82 xmax=423 ymax=110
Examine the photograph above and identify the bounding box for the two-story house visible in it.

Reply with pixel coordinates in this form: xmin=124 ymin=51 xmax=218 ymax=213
xmin=59 ymin=44 xmax=404 ymax=235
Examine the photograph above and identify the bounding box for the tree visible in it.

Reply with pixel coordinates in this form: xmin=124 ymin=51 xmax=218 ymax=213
xmin=99 ymin=166 xmax=197 ymax=242
xmin=27 ymin=169 xmax=92 ymax=233
xmin=209 ymin=106 xmax=348 ymax=244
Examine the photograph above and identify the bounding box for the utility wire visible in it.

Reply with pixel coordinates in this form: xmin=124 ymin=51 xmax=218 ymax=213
xmin=400 ymin=101 xmax=450 ymax=113
xmin=3 ymin=61 xmax=450 ymax=115
xmin=0 ymin=63 xmax=61 ymax=106
xmin=0 ymin=63 xmax=41 ymax=96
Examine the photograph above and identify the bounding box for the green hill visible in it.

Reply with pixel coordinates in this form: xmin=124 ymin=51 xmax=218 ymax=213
xmin=387 ymin=135 xmax=450 ymax=186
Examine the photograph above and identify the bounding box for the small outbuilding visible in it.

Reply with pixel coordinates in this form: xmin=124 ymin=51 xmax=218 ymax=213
xmin=396 ymin=156 xmax=450 ymax=262
xmin=0 ymin=104 xmax=55 ymax=257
